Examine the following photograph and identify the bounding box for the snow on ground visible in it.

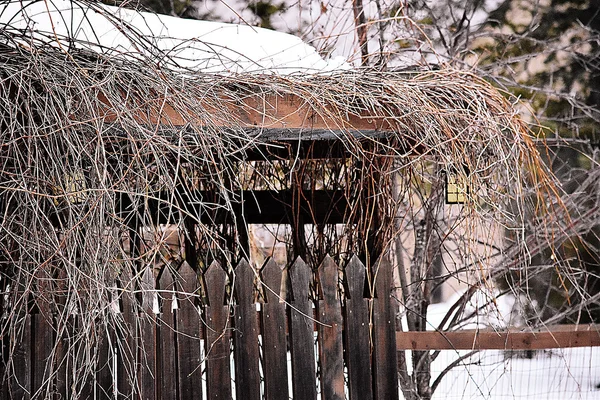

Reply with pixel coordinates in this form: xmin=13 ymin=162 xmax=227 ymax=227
xmin=0 ymin=0 xmax=349 ymax=74
xmin=430 ymin=347 xmax=600 ymax=400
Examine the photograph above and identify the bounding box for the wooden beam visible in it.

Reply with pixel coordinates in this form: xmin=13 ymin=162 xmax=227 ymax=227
xmin=396 ymin=326 xmax=600 ymax=351
xmin=115 ymin=189 xmax=349 ymax=225
xmin=97 ymin=92 xmax=396 ymax=133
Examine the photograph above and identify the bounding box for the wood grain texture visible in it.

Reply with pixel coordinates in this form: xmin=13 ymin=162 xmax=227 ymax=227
xmin=140 ymin=266 xmax=157 ymax=400
xmin=397 ymin=327 xmax=600 ymax=350
xmin=204 ymin=261 xmax=232 ymax=400
xmin=316 ymin=255 xmax=345 ymax=400
xmin=343 ymin=256 xmax=373 ymax=400
xmin=10 ymin=314 xmax=31 ymax=400
xmin=158 ymin=268 xmax=177 ymax=400
xmin=117 ymin=266 xmax=137 ymax=400
xmin=288 ymin=257 xmax=317 ymax=400
xmin=372 ymin=257 xmax=398 ymax=400
xmin=261 ymin=258 xmax=289 ymax=400
xmin=232 ymin=259 xmax=261 ymax=400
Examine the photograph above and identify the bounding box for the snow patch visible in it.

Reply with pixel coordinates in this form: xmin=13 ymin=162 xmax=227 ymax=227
xmin=0 ymin=0 xmax=349 ymax=74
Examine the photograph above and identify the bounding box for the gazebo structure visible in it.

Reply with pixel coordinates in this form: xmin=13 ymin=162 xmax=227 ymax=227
xmin=0 ymin=1 xmax=552 ymax=399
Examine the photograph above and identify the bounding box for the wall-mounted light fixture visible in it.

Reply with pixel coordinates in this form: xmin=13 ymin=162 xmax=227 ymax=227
xmin=445 ymin=169 xmax=469 ymax=204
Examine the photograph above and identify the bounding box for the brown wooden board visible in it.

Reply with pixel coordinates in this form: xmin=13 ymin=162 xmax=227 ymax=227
xmin=260 ymin=259 xmax=289 ymax=400
xmin=343 ymin=256 xmax=373 ymax=400
xmin=396 ymin=327 xmax=600 ymax=350
xmin=232 ymin=259 xmax=261 ymax=400
xmin=97 ymin=267 xmax=120 ymax=400
xmin=316 ymin=255 xmax=345 ymax=400
xmin=116 ymin=266 xmax=138 ymax=400
xmin=31 ymin=268 xmax=54 ymax=400
xmin=158 ymin=268 xmax=177 ymax=400
xmin=175 ymin=262 xmax=203 ymax=400
xmin=54 ymin=268 xmax=69 ymax=400
xmin=372 ymin=257 xmax=398 ymax=400
xmin=139 ymin=266 xmax=157 ymax=400
xmin=288 ymin=257 xmax=317 ymax=400
xmin=10 ymin=313 xmax=31 ymax=400
xmin=204 ymin=261 xmax=232 ymax=400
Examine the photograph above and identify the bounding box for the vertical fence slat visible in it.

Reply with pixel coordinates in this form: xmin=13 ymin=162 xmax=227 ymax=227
xmin=55 ymin=269 xmax=69 ymax=400
xmin=372 ymin=256 xmax=399 ymax=400
xmin=97 ymin=267 xmax=119 ymax=400
xmin=204 ymin=261 xmax=232 ymax=400
xmin=11 ymin=312 xmax=31 ymax=400
xmin=317 ymin=255 xmax=344 ymax=400
xmin=176 ymin=262 xmax=203 ymax=400
xmin=343 ymin=256 xmax=373 ymax=400
xmin=140 ymin=266 xmax=157 ymax=400
xmin=288 ymin=257 xmax=317 ymax=400
xmin=32 ymin=270 xmax=53 ymax=400
xmin=158 ymin=268 xmax=177 ymax=400
xmin=233 ymin=259 xmax=261 ymax=400
xmin=261 ymin=258 xmax=289 ymax=399
xmin=117 ymin=266 xmax=137 ymax=400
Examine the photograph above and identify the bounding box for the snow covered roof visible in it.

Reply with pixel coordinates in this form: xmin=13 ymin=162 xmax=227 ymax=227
xmin=0 ymin=0 xmax=348 ymax=74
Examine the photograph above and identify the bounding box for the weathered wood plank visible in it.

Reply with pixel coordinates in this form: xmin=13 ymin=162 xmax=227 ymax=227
xmin=54 ymin=268 xmax=70 ymax=400
xmin=261 ymin=258 xmax=289 ymax=400
xmin=316 ymin=255 xmax=345 ymax=400
xmin=288 ymin=257 xmax=317 ymax=400
xmin=97 ymin=267 xmax=120 ymax=400
xmin=176 ymin=262 xmax=203 ymax=400
xmin=232 ymin=259 xmax=261 ymax=400
xmin=396 ymin=327 xmax=600 ymax=350
xmin=158 ymin=268 xmax=177 ymax=400
xmin=116 ymin=266 xmax=138 ymax=400
xmin=11 ymin=312 xmax=31 ymax=400
xmin=204 ymin=261 xmax=232 ymax=400
xmin=31 ymin=269 xmax=54 ymax=400
xmin=343 ymin=256 xmax=373 ymax=400
xmin=372 ymin=256 xmax=398 ymax=400
xmin=98 ymin=92 xmax=395 ymax=132
xmin=139 ymin=266 xmax=157 ymax=400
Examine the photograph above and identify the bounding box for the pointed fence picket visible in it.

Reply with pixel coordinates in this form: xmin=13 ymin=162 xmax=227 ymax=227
xmin=3 ymin=255 xmax=401 ymax=400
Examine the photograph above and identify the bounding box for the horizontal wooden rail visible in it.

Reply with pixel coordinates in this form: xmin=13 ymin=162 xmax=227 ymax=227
xmin=397 ymin=325 xmax=600 ymax=351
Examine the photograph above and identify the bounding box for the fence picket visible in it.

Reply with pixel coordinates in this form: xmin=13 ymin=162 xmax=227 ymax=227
xmin=158 ymin=268 xmax=177 ymax=400
xmin=317 ymin=255 xmax=344 ymax=400
xmin=204 ymin=261 xmax=232 ymax=399
xmin=55 ymin=268 xmax=69 ymax=400
xmin=11 ymin=312 xmax=31 ymax=400
xmin=233 ymin=259 xmax=261 ymax=400
xmin=176 ymin=262 xmax=203 ymax=400
xmin=140 ymin=266 xmax=157 ymax=400
xmin=372 ymin=256 xmax=399 ymax=400
xmin=117 ymin=266 xmax=137 ymax=400
xmin=96 ymin=267 xmax=119 ymax=400
xmin=288 ymin=257 xmax=317 ymax=400
xmin=261 ymin=258 xmax=289 ymax=400
xmin=344 ymin=256 xmax=373 ymax=400
xmin=31 ymin=270 xmax=53 ymax=400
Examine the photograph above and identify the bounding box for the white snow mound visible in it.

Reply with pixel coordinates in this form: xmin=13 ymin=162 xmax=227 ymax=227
xmin=0 ymin=0 xmax=349 ymax=74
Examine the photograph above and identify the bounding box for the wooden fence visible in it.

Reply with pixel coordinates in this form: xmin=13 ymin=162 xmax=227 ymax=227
xmin=2 ymin=255 xmax=399 ymax=400
xmin=4 ymin=254 xmax=600 ymax=400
